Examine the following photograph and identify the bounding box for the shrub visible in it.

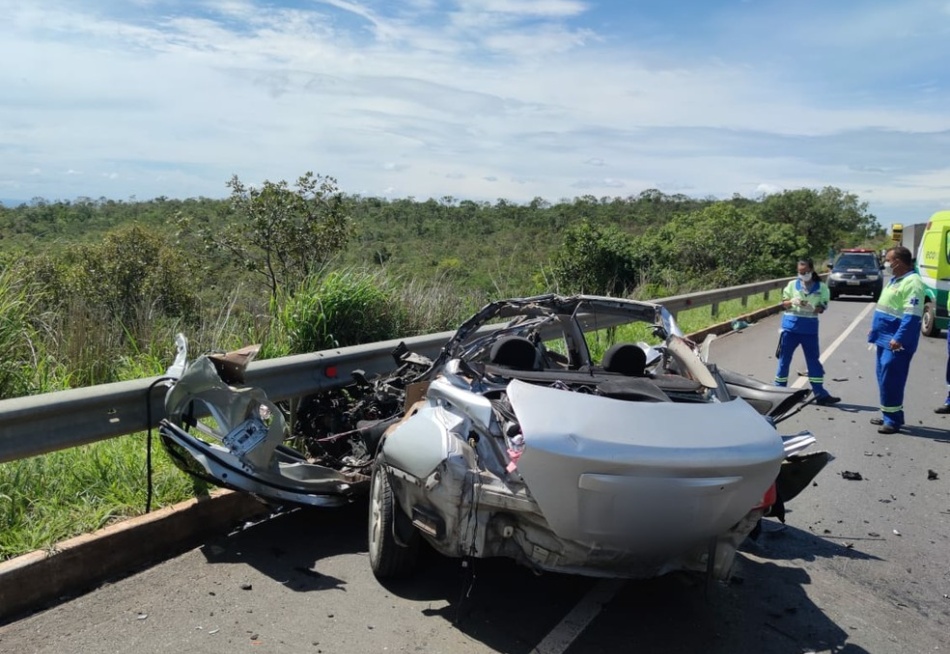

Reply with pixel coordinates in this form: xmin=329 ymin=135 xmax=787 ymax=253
xmin=266 ymin=270 xmax=402 ymax=357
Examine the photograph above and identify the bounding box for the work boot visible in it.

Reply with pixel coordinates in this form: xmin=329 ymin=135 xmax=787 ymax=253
xmin=815 ymin=395 xmax=841 ymax=406
xmin=935 ymin=404 xmax=950 ymax=414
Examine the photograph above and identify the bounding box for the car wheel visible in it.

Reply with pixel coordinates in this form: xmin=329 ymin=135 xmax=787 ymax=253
xmin=922 ymin=302 xmax=941 ymax=338
xmin=368 ymin=460 xmax=419 ymax=579
xmin=829 ymin=291 xmax=838 ymax=301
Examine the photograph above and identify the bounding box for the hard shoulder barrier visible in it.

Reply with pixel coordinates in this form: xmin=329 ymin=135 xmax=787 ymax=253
xmin=0 ymin=278 xmax=793 ymax=464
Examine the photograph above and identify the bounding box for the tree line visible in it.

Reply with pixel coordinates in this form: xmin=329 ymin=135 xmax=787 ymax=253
xmin=0 ymin=174 xmax=883 ymax=398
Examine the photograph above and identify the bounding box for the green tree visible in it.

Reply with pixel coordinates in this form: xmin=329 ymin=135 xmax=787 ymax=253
xmin=641 ymin=202 xmax=805 ymax=289
xmin=69 ymin=224 xmax=200 ymax=326
xmin=195 ymin=172 xmax=351 ymax=300
xmin=552 ymin=221 xmax=645 ymax=296
xmin=758 ymin=187 xmax=879 ymax=254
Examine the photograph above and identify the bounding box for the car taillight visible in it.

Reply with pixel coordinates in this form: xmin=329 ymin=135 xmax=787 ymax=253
xmin=753 ymin=483 xmax=776 ymax=510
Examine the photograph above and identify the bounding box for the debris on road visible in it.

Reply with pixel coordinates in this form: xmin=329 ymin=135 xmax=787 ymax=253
xmin=928 ymin=469 xmax=939 ymax=480
xmin=841 ymin=470 xmax=863 ymax=481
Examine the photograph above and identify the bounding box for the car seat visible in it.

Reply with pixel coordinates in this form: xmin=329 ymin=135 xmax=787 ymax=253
xmin=489 ymin=336 xmax=539 ymax=370
xmin=602 ymin=343 xmax=647 ymax=377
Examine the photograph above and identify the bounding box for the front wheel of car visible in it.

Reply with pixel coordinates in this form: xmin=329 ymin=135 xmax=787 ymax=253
xmin=922 ymin=302 xmax=941 ymax=338
xmin=368 ymin=460 xmax=419 ymax=579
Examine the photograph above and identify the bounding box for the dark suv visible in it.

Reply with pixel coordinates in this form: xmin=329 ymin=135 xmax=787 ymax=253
xmin=828 ymin=249 xmax=883 ymax=300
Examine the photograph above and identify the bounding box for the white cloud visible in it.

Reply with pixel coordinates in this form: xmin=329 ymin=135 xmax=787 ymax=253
xmin=1 ymin=0 xmax=948 ymax=224
xmin=458 ymin=0 xmax=588 ymax=19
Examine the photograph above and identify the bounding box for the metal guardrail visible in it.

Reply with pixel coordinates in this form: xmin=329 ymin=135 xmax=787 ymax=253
xmin=0 ymin=278 xmax=794 ymax=464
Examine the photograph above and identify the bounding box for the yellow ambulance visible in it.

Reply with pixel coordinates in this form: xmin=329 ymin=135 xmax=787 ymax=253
xmin=915 ymin=210 xmax=950 ymax=336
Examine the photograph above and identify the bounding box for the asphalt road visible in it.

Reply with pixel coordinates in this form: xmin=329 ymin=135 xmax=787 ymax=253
xmin=2 ymin=296 xmax=949 ymax=654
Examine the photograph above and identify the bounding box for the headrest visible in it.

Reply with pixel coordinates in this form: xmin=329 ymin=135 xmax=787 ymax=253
xmin=489 ymin=336 xmax=538 ymax=370
xmin=602 ymin=343 xmax=647 ymax=377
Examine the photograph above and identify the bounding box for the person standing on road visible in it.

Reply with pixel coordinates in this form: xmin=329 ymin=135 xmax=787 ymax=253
xmin=935 ymin=292 xmax=950 ymax=414
xmin=868 ymin=246 xmax=925 ymax=433
xmin=774 ymin=258 xmax=841 ymax=406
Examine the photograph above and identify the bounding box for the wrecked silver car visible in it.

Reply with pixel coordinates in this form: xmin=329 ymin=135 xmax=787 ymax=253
xmin=158 ymin=294 xmax=829 ymax=581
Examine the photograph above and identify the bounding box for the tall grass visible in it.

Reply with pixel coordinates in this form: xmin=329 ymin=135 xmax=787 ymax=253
xmin=265 ymin=270 xmax=403 ymax=357
xmin=0 ymin=435 xmax=196 ymax=559
xmin=390 ymin=276 xmax=486 ymax=335
xmin=0 ymin=270 xmax=39 ymax=399
xmin=264 ymin=269 xmax=484 ymax=357
xmin=0 ymin=280 xmax=269 ymax=562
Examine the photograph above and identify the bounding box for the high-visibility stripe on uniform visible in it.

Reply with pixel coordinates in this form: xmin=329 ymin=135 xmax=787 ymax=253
xmin=869 ymin=271 xmax=925 ymax=353
xmin=780 ymin=279 xmax=829 ymax=336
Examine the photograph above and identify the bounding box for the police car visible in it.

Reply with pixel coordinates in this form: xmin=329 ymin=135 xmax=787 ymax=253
xmin=828 ymin=248 xmax=884 ymax=300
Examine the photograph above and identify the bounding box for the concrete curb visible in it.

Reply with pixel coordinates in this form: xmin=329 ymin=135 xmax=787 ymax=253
xmin=0 ymin=490 xmax=269 ymax=623
xmin=0 ymin=302 xmax=782 ymax=624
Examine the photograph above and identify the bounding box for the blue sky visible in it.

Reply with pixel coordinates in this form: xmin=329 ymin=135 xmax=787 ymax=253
xmin=2 ymin=0 xmax=949 ymax=225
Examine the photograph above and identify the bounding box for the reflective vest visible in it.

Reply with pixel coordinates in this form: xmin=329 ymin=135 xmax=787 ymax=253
xmin=869 ymin=271 xmax=925 ymax=352
xmin=781 ymin=279 xmax=829 ymax=335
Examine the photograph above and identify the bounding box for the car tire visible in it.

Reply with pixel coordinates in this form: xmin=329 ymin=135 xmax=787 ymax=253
xmin=368 ymin=459 xmax=419 ymax=579
xmin=922 ymin=302 xmax=941 ymax=338
xmin=829 ymin=291 xmax=838 ymax=301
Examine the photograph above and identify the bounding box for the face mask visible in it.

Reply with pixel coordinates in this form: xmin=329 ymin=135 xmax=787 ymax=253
xmin=798 ymin=273 xmax=811 ymax=283
xmin=884 ymin=263 xmax=893 ymax=273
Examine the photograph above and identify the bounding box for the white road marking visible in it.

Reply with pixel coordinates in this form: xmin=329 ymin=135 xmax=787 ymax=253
xmin=792 ymin=303 xmax=876 ymax=389
xmin=531 ymin=579 xmax=625 ymax=654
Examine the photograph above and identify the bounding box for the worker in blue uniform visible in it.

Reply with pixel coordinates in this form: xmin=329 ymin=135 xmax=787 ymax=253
xmin=868 ymin=246 xmax=925 ymax=434
xmin=774 ymin=258 xmax=840 ymax=405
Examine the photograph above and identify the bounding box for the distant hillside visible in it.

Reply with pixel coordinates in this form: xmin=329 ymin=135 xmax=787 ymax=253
xmin=0 ymin=186 xmax=883 ymax=298
xmin=0 ymin=191 xmax=712 ymax=293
